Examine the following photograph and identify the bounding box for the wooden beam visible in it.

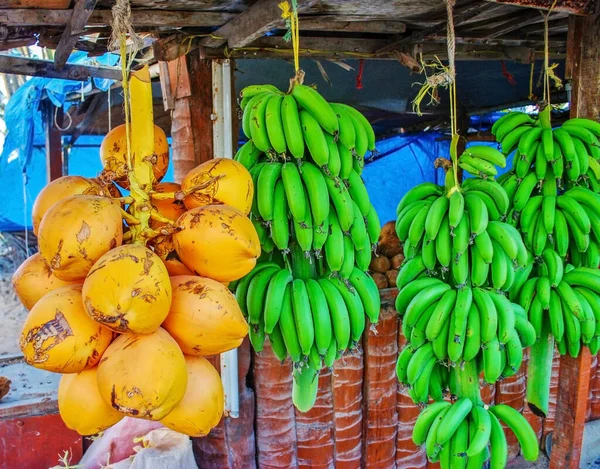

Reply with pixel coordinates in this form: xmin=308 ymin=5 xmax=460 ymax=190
xmin=0 ymin=55 xmax=122 ymax=81
xmin=550 ymin=7 xmax=600 ymax=469
xmin=199 ymin=0 xmax=317 ymax=50
xmin=54 ymin=0 xmax=97 ymax=71
xmin=524 ymin=17 xmax=570 ymax=35
xmin=484 ymin=0 xmax=595 ymax=15
xmin=476 ymin=9 xmax=547 ymax=38
xmin=376 ymin=2 xmax=506 ymax=54
xmin=0 ymin=8 xmax=236 ymax=28
xmin=44 ymin=102 xmax=63 ymax=182
xmin=299 ymin=17 xmax=406 ymax=34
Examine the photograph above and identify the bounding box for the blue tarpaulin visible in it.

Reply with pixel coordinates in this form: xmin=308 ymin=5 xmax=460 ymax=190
xmin=0 ymin=52 xmax=120 ymax=231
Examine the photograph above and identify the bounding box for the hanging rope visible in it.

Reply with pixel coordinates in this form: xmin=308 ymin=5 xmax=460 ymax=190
xmin=109 ymin=0 xmax=142 ymax=173
xmin=54 ymin=106 xmax=73 ymax=132
xmin=355 ymin=59 xmax=365 ymax=89
xmin=412 ymin=0 xmax=456 ymax=123
xmin=528 ymin=62 xmax=537 ymax=101
xmin=500 ymin=60 xmax=517 ymax=86
xmin=542 ymin=0 xmax=563 ymax=106
xmin=279 ymin=0 xmax=300 ymax=74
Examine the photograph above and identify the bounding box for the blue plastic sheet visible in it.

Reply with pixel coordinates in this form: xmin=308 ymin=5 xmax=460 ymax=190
xmin=0 ymin=52 xmax=119 ymax=231
xmin=362 ymin=132 xmax=449 ymax=226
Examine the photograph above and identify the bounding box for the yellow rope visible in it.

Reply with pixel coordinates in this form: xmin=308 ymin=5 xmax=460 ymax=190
xmin=543 ymin=0 xmax=559 ymax=105
xmin=279 ymin=1 xmax=300 ymax=72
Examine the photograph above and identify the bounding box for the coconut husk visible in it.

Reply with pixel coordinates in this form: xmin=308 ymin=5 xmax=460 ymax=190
xmin=372 ymin=272 xmax=389 ymax=290
xmin=369 ymin=256 xmax=391 ymax=274
xmin=378 ymin=221 xmax=402 ymax=258
xmin=390 ymin=254 xmax=404 ymax=270
xmin=386 ymin=270 xmax=399 ymax=287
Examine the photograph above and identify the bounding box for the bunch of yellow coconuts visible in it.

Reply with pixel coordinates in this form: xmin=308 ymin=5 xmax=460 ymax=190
xmin=12 ymin=122 xmax=260 ymax=437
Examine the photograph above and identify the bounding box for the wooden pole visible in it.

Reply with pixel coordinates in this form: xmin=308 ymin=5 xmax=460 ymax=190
xmin=166 ymin=51 xmax=214 ymax=183
xmin=549 ymin=6 xmax=600 ymax=469
xmin=44 ymin=102 xmax=63 ymax=182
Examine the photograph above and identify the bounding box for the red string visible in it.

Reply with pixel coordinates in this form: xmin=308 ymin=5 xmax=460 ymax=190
xmin=500 ymin=60 xmax=517 ymax=86
xmin=356 ymin=59 xmax=365 ymax=89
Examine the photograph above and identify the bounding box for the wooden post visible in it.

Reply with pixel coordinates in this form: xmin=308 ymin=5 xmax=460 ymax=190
xmin=44 ymin=102 xmax=63 ymax=182
xmin=549 ymin=6 xmax=600 ymax=469
xmin=166 ymin=51 xmax=214 ymax=183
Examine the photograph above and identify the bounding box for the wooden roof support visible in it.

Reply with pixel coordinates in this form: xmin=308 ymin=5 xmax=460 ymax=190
xmin=0 ymin=8 xmax=235 ymax=28
xmin=376 ymin=2 xmax=506 ymax=55
xmin=0 ymin=55 xmax=122 ymax=81
xmin=484 ymin=0 xmax=595 ymax=15
xmin=54 ymin=0 xmax=97 ymax=71
xmin=199 ymin=0 xmax=318 ymax=49
xmin=550 ymin=6 xmax=600 ymax=468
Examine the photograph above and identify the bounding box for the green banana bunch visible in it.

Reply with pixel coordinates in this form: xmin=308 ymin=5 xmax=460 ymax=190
xmin=412 ymin=396 xmax=539 ymax=468
xmin=239 ymin=83 xmax=376 ymax=169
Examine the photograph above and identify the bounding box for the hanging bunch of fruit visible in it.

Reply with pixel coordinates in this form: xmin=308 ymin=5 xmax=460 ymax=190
xmin=394 ymin=137 xmax=541 ymax=467
xmin=233 ymin=76 xmax=381 ymax=411
xmin=491 ymin=106 xmax=600 ymax=418
xmin=12 ymin=66 xmax=259 ymax=437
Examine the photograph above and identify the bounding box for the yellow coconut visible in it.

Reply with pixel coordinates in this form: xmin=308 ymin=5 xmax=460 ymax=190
xmin=160 ymin=356 xmax=224 ymax=437
xmin=12 ymin=252 xmax=82 ymax=310
xmin=38 ymin=195 xmax=123 ymax=281
xmin=96 ymin=328 xmax=187 ymax=420
xmin=163 ymin=276 xmax=248 ymax=356
xmin=173 ymin=205 xmax=260 ymax=282
xmin=82 ymin=245 xmax=171 ymax=334
xmin=58 ymin=366 xmax=124 ymax=435
xmin=100 ymin=124 xmax=169 ymax=189
xmin=182 ymin=158 xmax=253 ymax=215
xmin=32 ymin=176 xmax=104 ymax=236
xmin=164 ymin=258 xmax=195 ymax=277
xmin=20 ymin=285 xmax=113 ymax=373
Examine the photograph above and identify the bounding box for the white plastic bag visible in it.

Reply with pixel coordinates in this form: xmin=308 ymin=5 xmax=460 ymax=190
xmin=72 ymin=417 xmax=197 ymax=469
xmin=107 ymin=427 xmax=197 ymax=469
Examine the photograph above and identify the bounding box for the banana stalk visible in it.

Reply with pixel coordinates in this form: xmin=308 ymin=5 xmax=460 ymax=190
xmin=526 ymin=331 xmax=555 ymax=418
xmin=450 ymin=360 xmax=484 ymax=406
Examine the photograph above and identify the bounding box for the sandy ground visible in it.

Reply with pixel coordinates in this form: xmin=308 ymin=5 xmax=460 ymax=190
xmin=0 ymin=275 xmax=27 ymax=356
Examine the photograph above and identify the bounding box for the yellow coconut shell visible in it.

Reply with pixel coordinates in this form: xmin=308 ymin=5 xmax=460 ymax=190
xmin=96 ymin=328 xmax=187 ymax=420
xmin=58 ymin=366 xmax=124 ymax=435
xmin=182 ymin=158 xmax=253 ymax=215
xmin=12 ymin=253 xmax=82 ymax=310
xmin=32 ymin=176 xmax=104 ymax=236
xmin=173 ymin=205 xmax=260 ymax=282
xmin=100 ymin=124 xmax=169 ymax=190
xmin=160 ymin=356 xmax=223 ymax=437
xmin=20 ymin=285 xmax=113 ymax=373
xmin=82 ymin=245 xmax=172 ymax=334
xmin=38 ymin=195 xmax=123 ymax=281
xmin=164 ymin=258 xmax=195 ymax=277
xmin=163 ymin=276 xmax=248 ymax=356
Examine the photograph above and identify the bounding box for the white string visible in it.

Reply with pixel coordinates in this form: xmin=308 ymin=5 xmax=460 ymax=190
xmin=21 ymin=171 xmax=29 ymax=257
xmin=54 ymin=106 xmax=73 ymax=132
xmin=108 ymin=87 xmax=112 ymax=131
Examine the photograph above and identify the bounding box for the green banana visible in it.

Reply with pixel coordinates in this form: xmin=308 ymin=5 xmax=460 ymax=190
xmin=318 ymin=277 xmax=351 ymax=351
xmin=291 ymin=279 xmax=315 ymax=356
xmin=291 ymin=84 xmax=339 ymax=135
xmin=281 ymin=94 xmax=305 ymax=159
xmin=305 ymin=279 xmax=333 ymax=356
xmin=282 ymin=161 xmax=308 ymax=220
xmin=264 ymin=268 xmax=293 ymax=334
